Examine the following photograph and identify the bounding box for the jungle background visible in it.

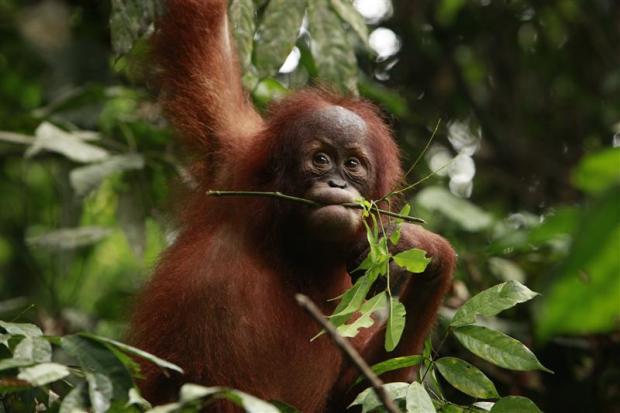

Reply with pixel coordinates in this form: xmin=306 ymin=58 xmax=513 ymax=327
xmin=0 ymin=0 xmax=618 ymax=412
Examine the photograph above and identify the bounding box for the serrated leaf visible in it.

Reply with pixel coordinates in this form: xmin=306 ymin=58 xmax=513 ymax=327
xmin=17 ymin=363 xmax=70 ymax=386
xmin=490 ymin=396 xmax=542 ymax=413
xmin=86 ymin=372 xmax=113 ymax=413
xmin=27 ymin=227 xmax=112 ymax=251
xmin=79 ymin=333 xmax=183 ymax=374
xmin=453 ymin=325 xmax=552 ymax=373
xmin=70 ymin=154 xmax=144 ymax=197
xmin=329 ymin=0 xmax=368 ymax=46
xmin=406 ymin=381 xmax=436 ymax=413
xmin=0 ymin=321 xmax=42 ymax=337
xmin=13 ymin=336 xmax=52 ymax=363
xmin=337 ymin=293 xmax=387 ymax=338
xmin=349 ymin=382 xmax=409 ymax=412
xmin=308 ymin=0 xmax=359 ymax=94
xmin=385 ymin=297 xmax=406 ymax=351
xmin=229 ymin=0 xmax=256 ymax=71
xmin=393 ymin=248 xmax=431 ymax=273
xmin=25 ymin=122 xmax=109 ymax=163
xmin=353 ymin=355 xmax=423 ymax=387
xmin=59 ymin=382 xmax=89 ymax=413
xmin=435 ymin=357 xmax=499 ymax=399
xmin=451 ymin=281 xmax=539 ymax=327
xmin=254 ymin=0 xmax=307 ymax=77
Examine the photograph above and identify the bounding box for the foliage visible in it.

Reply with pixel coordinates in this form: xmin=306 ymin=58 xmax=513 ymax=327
xmin=0 ymin=0 xmax=618 ymax=412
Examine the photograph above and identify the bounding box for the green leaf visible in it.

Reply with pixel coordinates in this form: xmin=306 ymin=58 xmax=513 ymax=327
xmin=17 ymin=363 xmax=70 ymax=386
xmin=451 ymin=281 xmax=539 ymax=327
xmin=224 ymin=389 xmax=280 ymax=413
xmin=27 ymin=227 xmax=112 ymax=251
xmin=435 ymin=357 xmax=499 ymax=399
xmin=329 ymin=272 xmax=378 ymax=323
xmin=572 ymin=148 xmax=620 ymax=194
xmin=393 ymin=248 xmax=431 ymax=274
xmin=490 ymin=396 xmax=542 ymax=413
xmin=127 ymin=387 xmax=152 ymax=410
xmin=353 ymin=355 xmax=424 ymax=387
xmin=0 ymin=321 xmax=42 ymax=337
xmin=61 ymin=335 xmax=134 ymax=401
xmin=70 ymin=154 xmax=144 ymax=197
xmin=337 ymin=293 xmax=387 ymax=338
xmin=254 ymin=0 xmax=307 ymax=77
xmin=307 ymin=0 xmax=359 ymax=94
xmin=252 ymin=78 xmax=289 ymax=108
xmin=13 ymin=336 xmax=52 ymax=363
xmin=59 ymin=382 xmax=89 ymax=413
xmin=86 ymin=372 xmax=113 ymax=413
xmin=349 ymin=382 xmax=409 ymax=412
xmin=405 ymin=381 xmax=436 ymax=413
xmin=416 ymin=186 xmax=493 ymax=232
xmin=0 ymin=358 xmax=35 ymax=372
xmin=329 ymin=0 xmax=369 ymax=46
xmin=79 ymin=333 xmax=183 ymax=374
xmin=25 ymin=122 xmax=109 ymax=163
xmin=453 ymin=325 xmax=552 ymax=373
xmin=537 ymin=189 xmax=620 ymax=339
xmin=229 ymin=0 xmax=256 ymax=71
xmin=385 ymin=297 xmax=406 ymax=351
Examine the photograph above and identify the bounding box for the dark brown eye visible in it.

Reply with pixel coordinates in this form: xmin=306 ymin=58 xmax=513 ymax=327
xmin=344 ymin=157 xmax=361 ymax=169
xmin=313 ymin=152 xmax=331 ymax=167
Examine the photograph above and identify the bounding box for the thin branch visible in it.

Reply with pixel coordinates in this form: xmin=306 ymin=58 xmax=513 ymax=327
xmin=206 ymin=190 xmax=424 ymax=223
xmin=295 ymin=294 xmax=401 ymax=413
xmin=404 ymin=118 xmax=442 ymax=179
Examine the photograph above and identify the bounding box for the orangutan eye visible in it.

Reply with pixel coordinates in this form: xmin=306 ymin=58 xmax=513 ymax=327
xmin=344 ymin=157 xmax=361 ymax=169
xmin=312 ymin=152 xmax=331 ymax=167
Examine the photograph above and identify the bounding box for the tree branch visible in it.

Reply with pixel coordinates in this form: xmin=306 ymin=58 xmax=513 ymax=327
xmin=295 ymin=294 xmax=401 ymax=413
xmin=206 ymin=190 xmax=424 ymax=223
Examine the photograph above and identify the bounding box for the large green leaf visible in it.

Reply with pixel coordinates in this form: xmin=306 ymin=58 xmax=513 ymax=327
xmin=353 ymin=355 xmax=424 ymax=387
xmin=86 ymin=372 xmax=113 ymax=413
xmin=61 ymin=335 xmax=133 ymax=401
xmin=13 ymin=336 xmax=52 ymax=363
xmin=329 ymin=272 xmax=378 ymax=323
xmin=385 ymin=297 xmax=406 ymax=351
xmin=572 ymin=148 xmax=620 ymax=194
xmin=254 ymin=0 xmax=307 ymax=77
xmin=17 ymin=363 xmax=70 ymax=386
xmin=80 ymin=333 xmax=183 ymax=374
xmin=59 ymin=382 xmax=89 ymax=413
xmin=490 ymin=396 xmax=542 ymax=413
xmin=337 ymin=293 xmax=387 ymax=338
xmin=405 ymin=382 xmax=436 ymax=413
xmin=451 ymin=281 xmax=539 ymax=327
xmin=349 ymin=382 xmax=409 ymax=413
xmin=537 ymin=188 xmax=620 ymax=339
xmin=393 ymin=248 xmax=431 ymax=274
xmin=307 ymin=0 xmax=359 ymax=94
xmin=0 ymin=321 xmax=42 ymax=337
xmin=453 ymin=325 xmax=552 ymax=373
xmin=435 ymin=357 xmax=499 ymax=399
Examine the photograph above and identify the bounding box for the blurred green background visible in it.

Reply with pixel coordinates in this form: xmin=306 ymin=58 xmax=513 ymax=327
xmin=0 ymin=0 xmax=618 ymax=412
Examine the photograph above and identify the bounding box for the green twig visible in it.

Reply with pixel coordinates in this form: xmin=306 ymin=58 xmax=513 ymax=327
xmin=206 ymin=190 xmax=424 ymax=223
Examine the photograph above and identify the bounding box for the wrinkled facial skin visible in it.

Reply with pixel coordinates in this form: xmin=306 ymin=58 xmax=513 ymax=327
xmin=293 ymin=105 xmax=374 ymax=242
